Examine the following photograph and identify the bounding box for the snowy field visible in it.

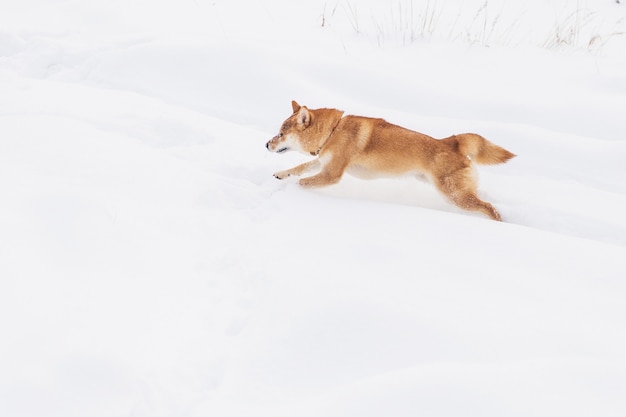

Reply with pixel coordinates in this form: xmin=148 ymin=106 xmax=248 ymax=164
xmin=1 ymin=0 xmax=626 ymax=416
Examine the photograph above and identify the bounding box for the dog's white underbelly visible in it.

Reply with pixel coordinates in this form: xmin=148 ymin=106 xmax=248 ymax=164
xmin=347 ymin=164 xmax=430 ymax=182
xmin=346 ymin=164 xmax=381 ymax=179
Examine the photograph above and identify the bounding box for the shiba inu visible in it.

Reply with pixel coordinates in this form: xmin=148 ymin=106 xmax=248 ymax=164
xmin=266 ymin=101 xmax=515 ymax=221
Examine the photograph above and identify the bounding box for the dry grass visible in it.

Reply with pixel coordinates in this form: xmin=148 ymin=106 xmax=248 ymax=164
xmin=321 ymin=0 xmax=626 ymax=53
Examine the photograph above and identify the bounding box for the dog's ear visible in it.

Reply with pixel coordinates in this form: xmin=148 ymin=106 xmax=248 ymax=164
xmin=297 ymin=106 xmax=311 ymax=127
xmin=291 ymin=100 xmax=301 ymax=113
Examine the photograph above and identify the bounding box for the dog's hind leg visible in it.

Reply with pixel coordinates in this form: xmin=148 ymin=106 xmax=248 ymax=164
xmin=449 ymin=192 xmax=502 ymax=221
xmin=435 ymin=168 xmax=502 ymax=221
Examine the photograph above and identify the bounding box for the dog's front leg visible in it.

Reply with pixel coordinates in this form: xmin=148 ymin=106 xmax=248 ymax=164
xmin=274 ymin=159 xmax=320 ymax=180
xmin=298 ymin=172 xmax=342 ymax=188
xmin=298 ymin=165 xmax=346 ymax=188
xmin=298 ymin=155 xmax=348 ymax=188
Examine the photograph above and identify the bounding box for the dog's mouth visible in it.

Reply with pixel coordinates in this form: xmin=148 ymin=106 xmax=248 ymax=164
xmin=277 ymin=147 xmax=289 ymax=154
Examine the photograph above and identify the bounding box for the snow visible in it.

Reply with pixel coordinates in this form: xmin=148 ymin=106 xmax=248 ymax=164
xmin=1 ymin=0 xmax=626 ymax=416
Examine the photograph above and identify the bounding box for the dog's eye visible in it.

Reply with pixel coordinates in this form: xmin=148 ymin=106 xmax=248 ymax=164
xmin=278 ymin=132 xmax=284 ymax=138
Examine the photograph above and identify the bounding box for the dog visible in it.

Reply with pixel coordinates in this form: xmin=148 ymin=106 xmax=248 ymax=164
xmin=266 ymin=101 xmax=515 ymax=221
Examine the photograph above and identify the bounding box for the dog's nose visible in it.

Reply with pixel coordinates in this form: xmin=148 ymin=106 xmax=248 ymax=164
xmin=265 ymin=142 xmax=270 ymax=150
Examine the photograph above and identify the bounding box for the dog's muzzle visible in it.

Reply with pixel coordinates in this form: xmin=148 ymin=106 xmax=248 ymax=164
xmin=266 ymin=134 xmax=287 ymax=153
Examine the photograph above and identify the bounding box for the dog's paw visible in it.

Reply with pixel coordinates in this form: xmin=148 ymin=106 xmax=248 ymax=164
xmin=273 ymin=171 xmax=291 ymax=180
xmin=298 ymin=178 xmax=315 ymax=188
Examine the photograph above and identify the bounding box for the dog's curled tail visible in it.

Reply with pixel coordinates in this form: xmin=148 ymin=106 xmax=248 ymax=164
xmin=457 ymin=133 xmax=516 ymax=165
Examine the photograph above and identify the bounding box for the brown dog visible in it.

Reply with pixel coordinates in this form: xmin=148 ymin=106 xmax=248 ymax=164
xmin=266 ymin=101 xmax=515 ymax=221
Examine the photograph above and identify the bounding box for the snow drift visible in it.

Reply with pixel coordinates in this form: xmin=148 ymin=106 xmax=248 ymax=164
xmin=1 ymin=1 xmax=626 ymax=416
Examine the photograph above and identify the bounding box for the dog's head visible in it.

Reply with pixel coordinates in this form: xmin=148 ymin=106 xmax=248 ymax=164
xmin=265 ymin=100 xmax=317 ymax=155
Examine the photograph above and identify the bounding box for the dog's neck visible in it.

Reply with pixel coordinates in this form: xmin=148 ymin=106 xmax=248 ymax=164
xmin=311 ymin=109 xmax=344 ymax=156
